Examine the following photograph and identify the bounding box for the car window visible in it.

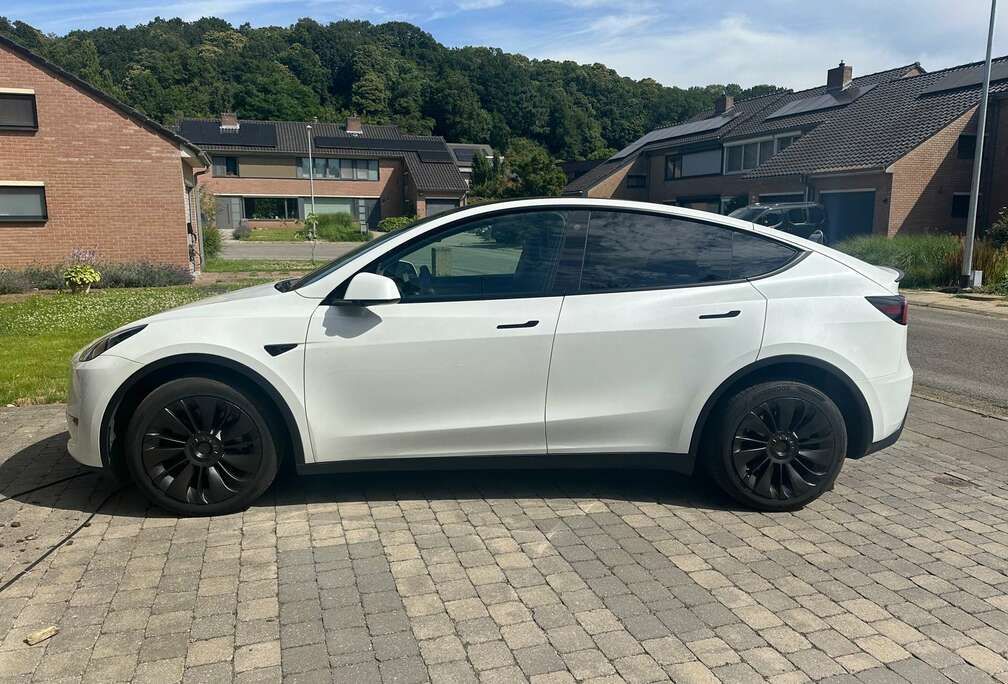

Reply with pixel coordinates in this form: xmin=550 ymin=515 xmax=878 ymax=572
xmin=806 ymin=206 xmax=825 ymax=224
xmin=730 ymin=231 xmax=799 ymax=278
xmin=757 ymin=211 xmax=783 ymax=227
xmin=374 ymin=210 xmax=586 ymax=301
xmin=786 ymin=207 xmax=807 ymax=224
xmin=579 ymin=211 xmax=733 ymax=291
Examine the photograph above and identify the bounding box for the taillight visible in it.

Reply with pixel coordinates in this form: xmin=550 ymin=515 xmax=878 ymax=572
xmin=866 ymin=295 xmax=908 ymax=325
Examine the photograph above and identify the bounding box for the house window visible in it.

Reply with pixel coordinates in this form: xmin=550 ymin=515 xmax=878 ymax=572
xmin=298 ymin=158 xmax=378 ymax=181
xmin=243 ymin=197 xmax=299 ymax=220
xmin=213 ymin=156 xmax=239 ymax=177
xmin=776 ymin=134 xmax=800 ymax=153
xmin=957 ymin=135 xmax=977 ymax=160
xmin=0 ymin=184 xmax=47 ymax=221
xmin=665 ymin=149 xmax=722 ymax=179
xmin=0 ymin=92 xmax=38 ymax=130
xmin=951 ymin=193 xmax=971 ymax=218
xmin=725 ymin=134 xmax=798 ymax=174
xmin=626 ymin=174 xmax=647 ymax=188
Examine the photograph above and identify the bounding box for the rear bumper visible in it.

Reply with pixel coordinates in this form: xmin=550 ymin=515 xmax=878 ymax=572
xmin=860 ymin=409 xmax=908 ymax=458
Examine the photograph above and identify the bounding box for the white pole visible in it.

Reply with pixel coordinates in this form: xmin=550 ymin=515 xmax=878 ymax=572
xmin=962 ymin=0 xmax=998 ymax=288
xmin=306 ymin=124 xmax=317 ymax=260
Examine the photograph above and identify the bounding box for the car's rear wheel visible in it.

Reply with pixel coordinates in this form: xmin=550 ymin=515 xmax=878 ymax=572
xmin=706 ymin=381 xmax=847 ymax=511
xmin=125 ymin=377 xmax=279 ymax=516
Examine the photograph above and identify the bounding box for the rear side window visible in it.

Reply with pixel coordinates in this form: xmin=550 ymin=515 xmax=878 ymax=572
xmin=580 ymin=211 xmax=733 ymax=290
xmin=730 ymin=231 xmax=799 ymax=278
xmin=579 ymin=211 xmax=798 ymax=291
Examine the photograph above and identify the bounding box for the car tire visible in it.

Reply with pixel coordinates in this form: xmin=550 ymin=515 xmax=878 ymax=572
xmin=705 ymin=381 xmax=847 ymax=512
xmin=125 ymin=377 xmax=279 ymax=516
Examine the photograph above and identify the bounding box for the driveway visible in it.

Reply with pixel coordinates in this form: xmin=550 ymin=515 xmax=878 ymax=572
xmin=1 ymin=397 xmax=1008 ymax=683
xmin=220 ymin=240 xmax=361 ymax=260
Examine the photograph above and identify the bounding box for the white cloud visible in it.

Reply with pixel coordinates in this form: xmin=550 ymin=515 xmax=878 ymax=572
xmin=456 ymin=0 xmax=505 ymax=8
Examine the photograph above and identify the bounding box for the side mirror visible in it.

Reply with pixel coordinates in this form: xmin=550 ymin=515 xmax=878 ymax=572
xmin=809 ymin=229 xmax=825 ymax=244
xmin=340 ymin=273 xmax=400 ymax=305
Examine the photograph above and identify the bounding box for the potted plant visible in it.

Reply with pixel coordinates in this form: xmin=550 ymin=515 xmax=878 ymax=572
xmin=63 ymin=263 xmax=101 ymax=294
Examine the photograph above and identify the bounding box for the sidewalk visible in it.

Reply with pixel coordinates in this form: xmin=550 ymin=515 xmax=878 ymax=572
xmin=904 ymin=289 xmax=1008 ymax=318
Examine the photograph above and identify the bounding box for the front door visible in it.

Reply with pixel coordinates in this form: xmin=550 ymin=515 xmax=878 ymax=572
xmin=303 ymin=208 xmax=586 ymax=462
xmin=545 ymin=210 xmax=797 ymax=457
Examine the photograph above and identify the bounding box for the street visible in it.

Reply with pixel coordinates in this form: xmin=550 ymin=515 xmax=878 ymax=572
xmin=908 ymin=305 xmax=1008 ymax=416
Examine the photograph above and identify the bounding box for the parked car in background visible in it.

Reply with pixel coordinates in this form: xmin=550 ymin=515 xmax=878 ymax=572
xmin=731 ymin=202 xmax=830 ymax=244
xmin=66 ymin=198 xmax=911 ymax=516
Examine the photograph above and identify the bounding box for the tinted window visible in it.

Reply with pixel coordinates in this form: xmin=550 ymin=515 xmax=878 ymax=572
xmin=806 ymin=206 xmax=825 ymax=224
xmin=580 ymin=212 xmax=732 ymax=291
xmin=757 ymin=211 xmax=783 ymax=227
xmin=731 ymin=231 xmax=798 ymax=278
xmin=786 ymin=207 xmax=807 ymax=224
xmin=375 ymin=210 xmax=586 ymax=301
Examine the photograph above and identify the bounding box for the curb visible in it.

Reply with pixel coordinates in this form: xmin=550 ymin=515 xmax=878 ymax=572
xmin=904 ymin=299 xmax=1008 ymax=320
xmin=912 ymin=390 xmax=1008 ymax=422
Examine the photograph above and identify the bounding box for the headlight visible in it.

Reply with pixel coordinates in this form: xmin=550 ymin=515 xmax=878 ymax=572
xmin=80 ymin=325 xmax=147 ymax=362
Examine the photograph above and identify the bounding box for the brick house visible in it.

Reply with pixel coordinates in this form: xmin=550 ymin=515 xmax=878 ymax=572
xmin=0 ymin=35 xmax=209 ymax=271
xmin=566 ymin=59 xmax=1008 ymax=240
xmin=180 ymin=115 xmax=470 ymax=231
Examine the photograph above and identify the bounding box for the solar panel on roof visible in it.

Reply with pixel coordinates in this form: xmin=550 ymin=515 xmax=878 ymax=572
xmin=610 ymin=112 xmax=738 ymax=160
xmin=921 ymin=61 xmax=1008 ymax=95
xmin=314 ymin=136 xmax=447 ymax=152
xmin=179 ymin=120 xmax=277 ymax=147
xmin=764 ymin=83 xmax=877 ymax=120
xmin=452 ymin=148 xmax=476 ymax=162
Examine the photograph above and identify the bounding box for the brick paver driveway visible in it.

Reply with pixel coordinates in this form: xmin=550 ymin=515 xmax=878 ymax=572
xmin=1 ymin=397 xmax=1007 ymax=684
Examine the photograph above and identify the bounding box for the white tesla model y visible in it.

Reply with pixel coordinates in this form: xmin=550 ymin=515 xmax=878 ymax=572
xmin=67 ymin=199 xmax=912 ymax=516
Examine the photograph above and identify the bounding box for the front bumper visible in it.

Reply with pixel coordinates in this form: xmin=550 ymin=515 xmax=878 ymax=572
xmin=67 ymin=352 xmax=142 ymax=468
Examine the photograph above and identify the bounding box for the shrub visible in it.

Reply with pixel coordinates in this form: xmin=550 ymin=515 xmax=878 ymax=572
xmin=0 ymin=269 xmax=33 ymax=295
xmin=987 ymin=207 xmax=1008 ymax=250
xmin=20 ymin=265 xmax=64 ymax=290
xmin=835 ymin=234 xmax=1008 ymax=288
xmin=377 ymin=215 xmax=418 ymax=232
xmin=202 ymin=223 xmax=222 ymax=258
xmin=98 ymin=262 xmax=192 ymax=287
xmin=310 ymin=213 xmax=369 ymax=242
xmin=63 ymin=264 xmax=101 ymax=293
xmin=232 ymin=222 xmax=252 ymax=240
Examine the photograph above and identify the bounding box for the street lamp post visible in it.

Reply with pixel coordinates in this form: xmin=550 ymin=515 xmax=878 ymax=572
xmin=961 ymin=0 xmax=998 ymax=288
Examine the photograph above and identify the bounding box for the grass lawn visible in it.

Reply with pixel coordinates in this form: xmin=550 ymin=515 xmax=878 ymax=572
xmin=0 ymin=283 xmax=262 ymax=406
xmin=244 ymin=228 xmax=304 ymax=242
xmin=204 ymin=257 xmax=317 ymax=273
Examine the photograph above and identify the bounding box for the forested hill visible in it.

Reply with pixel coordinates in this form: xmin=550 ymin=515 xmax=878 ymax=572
xmin=0 ymin=16 xmax=781 ymax=161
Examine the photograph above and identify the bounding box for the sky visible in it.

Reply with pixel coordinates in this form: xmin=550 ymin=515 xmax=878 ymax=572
xmin=6 ymin=0 xmax=1007 ymax=90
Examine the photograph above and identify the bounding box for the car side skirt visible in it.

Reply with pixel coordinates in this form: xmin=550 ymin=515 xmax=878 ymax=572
xmin=296 ymin=451 xmax=694 ymax=476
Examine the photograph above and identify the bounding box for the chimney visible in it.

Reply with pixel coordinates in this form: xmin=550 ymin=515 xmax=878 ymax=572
xmin=714 ymin=94 xmax=734 ymax=115
xmin=826 ymin=61 xmax=853 ymax=92
xmin=219 ymin=112 xmax=239 ymax=131
xmin=346 ymin=115 xmax=363 ymax=135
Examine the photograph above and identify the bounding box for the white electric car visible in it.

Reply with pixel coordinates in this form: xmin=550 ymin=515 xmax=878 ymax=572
xmin=67 ymin=198 xmax=912 ymax=516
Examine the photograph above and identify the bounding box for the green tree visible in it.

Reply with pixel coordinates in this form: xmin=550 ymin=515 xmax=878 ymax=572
xmin=504 ymin=138 xmax=566 ymax=198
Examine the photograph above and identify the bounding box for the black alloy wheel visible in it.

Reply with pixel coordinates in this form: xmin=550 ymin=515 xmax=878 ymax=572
xmin=126 ymin=377 xmax=279 ymax=516
xmin=706 ymin=381 xmax=847 ymax=511
xmin=731 ymin=397 xmax=834 ymax=501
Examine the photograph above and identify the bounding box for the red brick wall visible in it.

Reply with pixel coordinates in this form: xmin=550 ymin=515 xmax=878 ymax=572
xmin=0 ymin=44 xmax=194 ymax=268
xmin=889 ymin=107 xmax=977 ymax=235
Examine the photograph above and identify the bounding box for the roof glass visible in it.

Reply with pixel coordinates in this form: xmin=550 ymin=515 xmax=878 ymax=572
xmin=764 ymin=83 xmax=877 ymax=120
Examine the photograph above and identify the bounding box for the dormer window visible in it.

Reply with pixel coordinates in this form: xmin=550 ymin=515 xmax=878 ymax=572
xmin=0 ymin=90 xmax=38 ymax=131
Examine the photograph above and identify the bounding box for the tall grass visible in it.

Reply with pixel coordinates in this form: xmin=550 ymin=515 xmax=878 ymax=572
xmin=835 ymin=234 xmax=1008 ymax=289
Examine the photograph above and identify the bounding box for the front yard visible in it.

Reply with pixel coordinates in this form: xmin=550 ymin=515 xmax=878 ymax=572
xmin=0 ymin=283 xmax=262 ymax=405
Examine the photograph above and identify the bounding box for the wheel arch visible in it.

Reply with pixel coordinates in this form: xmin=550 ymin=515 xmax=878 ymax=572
xmin=100 ymin=353 xmax=305 ymax=479
xmin=688 ymin=355 xmax=874 ymax=463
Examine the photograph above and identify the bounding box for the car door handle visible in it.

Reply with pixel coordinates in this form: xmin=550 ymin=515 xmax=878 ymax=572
xmin=698 ymin=310 xmax=741 ymax=320
xmin=497 ymin=320 xmax=539 ymax=329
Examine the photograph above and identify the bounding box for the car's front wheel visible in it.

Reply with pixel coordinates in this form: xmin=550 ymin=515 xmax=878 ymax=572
xmin=706 ymin=381 xmax=847 ymax=511
xmin=125 ymin=377 xmax=279 ymax=516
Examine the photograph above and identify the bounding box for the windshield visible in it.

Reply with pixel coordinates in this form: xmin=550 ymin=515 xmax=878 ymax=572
xmin=728 ymin=206 xmax=766 ymax=221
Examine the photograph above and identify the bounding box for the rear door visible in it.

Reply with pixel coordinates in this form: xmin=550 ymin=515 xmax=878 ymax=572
xmin=545 ymin=210 xmax=799 ymax=458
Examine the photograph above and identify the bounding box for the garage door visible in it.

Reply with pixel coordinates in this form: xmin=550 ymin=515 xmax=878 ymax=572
xmin=820 ymin=191 xmax=875 ymax=243
xmin=426 ymin=199 xmax=459 ymax=217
